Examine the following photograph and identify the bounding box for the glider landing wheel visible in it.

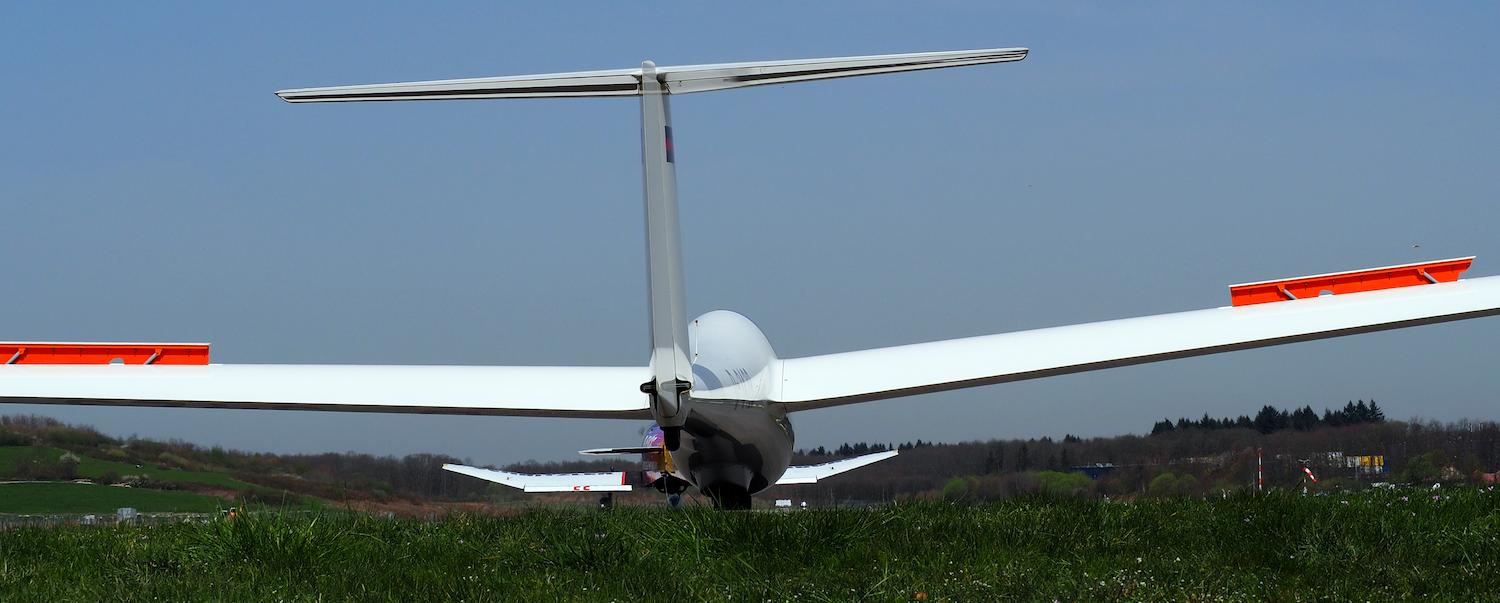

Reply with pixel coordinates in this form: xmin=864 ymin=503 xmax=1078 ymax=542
xmin=705 ymin=485 xmax=752 ymax=511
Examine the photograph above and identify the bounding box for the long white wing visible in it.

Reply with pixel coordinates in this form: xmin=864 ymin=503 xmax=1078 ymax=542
xmin=776 ymin=276 xmax=1500 ymax=411
xmin=441 ymin=463 xmax=631 ymax=492
xmin=0 ymin=365 xmax=649 ymax=419
xmin=775 ymin=450 xmax=899 ymax=485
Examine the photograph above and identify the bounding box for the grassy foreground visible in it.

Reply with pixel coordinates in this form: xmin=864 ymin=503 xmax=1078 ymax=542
xmin=3 ymin=490 xmax=1499 ymax=601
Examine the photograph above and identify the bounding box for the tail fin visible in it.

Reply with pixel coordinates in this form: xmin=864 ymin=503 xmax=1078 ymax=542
xmin=277 ymin=48 xmax=1028 ymax=447
xmin=274 ymin=48 xmax=1027 ymax=101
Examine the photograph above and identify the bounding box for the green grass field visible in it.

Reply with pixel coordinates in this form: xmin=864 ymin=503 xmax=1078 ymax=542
xmin=3 ymin=488 xmax=1499 ymax=601
xmin=0 ymin=446 xmax=254 ymax=490
xmin=0 ymin=483 xmax=227 ymax=514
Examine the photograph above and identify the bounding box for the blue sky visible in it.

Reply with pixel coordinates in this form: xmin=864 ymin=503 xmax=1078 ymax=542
xmin=2 ymin=3 xmax=1497 ymax=464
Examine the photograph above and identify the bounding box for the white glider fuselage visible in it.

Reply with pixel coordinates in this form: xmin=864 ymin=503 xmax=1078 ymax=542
xmin=672 ymin=310 xmax=793 ymax=499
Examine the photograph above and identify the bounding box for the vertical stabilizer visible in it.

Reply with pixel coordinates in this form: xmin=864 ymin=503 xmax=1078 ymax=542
xmin=638 ymin=62 xmax=693 ymax=440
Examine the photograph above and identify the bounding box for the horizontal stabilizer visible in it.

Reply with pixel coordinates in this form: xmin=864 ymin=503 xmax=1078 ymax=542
xmin=441 ymin=463 xmax=631 ymax=493
xmin=275 ymin=47 xmax=1027 ymax=102
xmin=776 ymin=450 xmax=898 ymax=485
xmin=579 ymin=446 xmax=661 ymax=456
xmin=661 ymin=47 xmax=1028 ymax=94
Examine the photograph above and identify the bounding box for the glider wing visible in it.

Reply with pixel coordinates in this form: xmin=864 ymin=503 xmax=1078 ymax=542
xmin=0 ymin=363 xmax=649 ymax=419
xmin=776 ymin=268 xmax=1500 ymax=412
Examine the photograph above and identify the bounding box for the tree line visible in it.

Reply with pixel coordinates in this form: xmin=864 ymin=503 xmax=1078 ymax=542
xmin=1151 ymin=400 xmax=1386 ymax=436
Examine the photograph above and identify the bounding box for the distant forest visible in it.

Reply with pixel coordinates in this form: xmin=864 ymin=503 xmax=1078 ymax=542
xmin=4 ymin=399 xmax=1500 ymax=508
xmin=1149 ymin=400 xmax=1387 ymax=435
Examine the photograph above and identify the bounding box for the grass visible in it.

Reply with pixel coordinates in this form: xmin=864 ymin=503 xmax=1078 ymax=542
xmin=0 ymin=446 xmax=255 ymax=490
xmin=0 ymin=483 xmax=228 ymax=514
xmin=2 ymin=488 xmax=1499 ymax=601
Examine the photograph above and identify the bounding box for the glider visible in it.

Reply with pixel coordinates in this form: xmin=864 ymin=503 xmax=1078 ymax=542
xmin=4 ymin=48 xmax=1498 ymax=509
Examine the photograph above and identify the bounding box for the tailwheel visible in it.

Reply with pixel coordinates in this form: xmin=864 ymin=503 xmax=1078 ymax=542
xmin=704 ymin=484 xmax=752 ymax=511
xmin=657 ymin=475 xmax=689 ymax=509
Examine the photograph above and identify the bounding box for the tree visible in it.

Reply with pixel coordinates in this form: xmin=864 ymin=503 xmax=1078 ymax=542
xmin=1017 ymin=444 xmax=1031 ymax=472
xmin=1253 ymin=405 xmax=1289 ymax=434
xmin=1200 ymin=413 xmax=1218 ymax=430
xmin=1151 ymin=419 xmax=1175 ymax=435
xmin=983 ymin=447 xmax=1002 ymax=474
xmin=1368 ymin=400 xmax=1386 ymax=423
xmin=1290 ymin=406 xmax=1321 ymax=431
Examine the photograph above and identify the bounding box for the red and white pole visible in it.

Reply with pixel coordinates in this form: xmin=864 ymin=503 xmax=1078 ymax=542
xmin=1256 ymin=447 xmax=1264 ymax=492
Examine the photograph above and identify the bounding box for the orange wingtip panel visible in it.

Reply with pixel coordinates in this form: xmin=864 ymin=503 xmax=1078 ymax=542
xmin=1229 ymin=257 xmax=1474 ymax=307
xmin=1 ymin=343 xmax=210 ymax=365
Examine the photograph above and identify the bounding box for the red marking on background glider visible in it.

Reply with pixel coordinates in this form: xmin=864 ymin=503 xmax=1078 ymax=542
xmin=1 ymin=343 xmax=210 ymax=365
xmin=1228 ymin=257 xmax=1474 ymax=307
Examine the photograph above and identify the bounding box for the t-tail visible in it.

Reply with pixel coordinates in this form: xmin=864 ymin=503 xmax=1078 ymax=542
xmin=276 ymin=48 xmax=1030 ymax=448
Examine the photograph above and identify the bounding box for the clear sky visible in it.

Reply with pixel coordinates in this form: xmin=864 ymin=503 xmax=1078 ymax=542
xmin=2 ymin=3 xmax=1497 ymax=465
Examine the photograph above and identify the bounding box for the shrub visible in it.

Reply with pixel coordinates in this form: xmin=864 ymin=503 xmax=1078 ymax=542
xmin=941 ymin=477 xmax=971 ymax=502
xmin=1401 ymin=452 xmax=1447 ymax=484
xmin=0 ymin=429 xmax=28 ymax=446
xmin=122 ymin=475 xmax=180 ymax=490
xmin=8 ymin=449 xmax=78 ymax=480
xmin=1032 ymin=471 xmax=1094 ymax=498
xmin=1148 ymin=473 xmax=1179 ymax=497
